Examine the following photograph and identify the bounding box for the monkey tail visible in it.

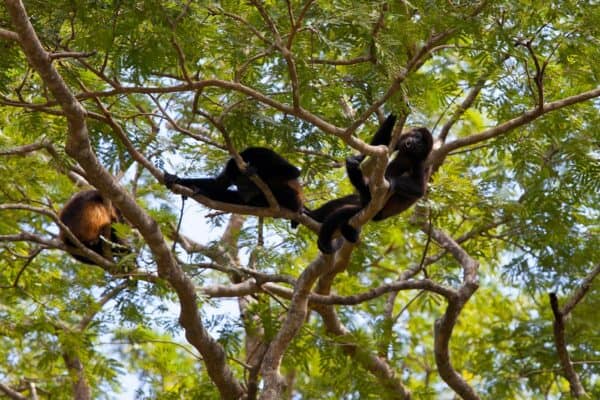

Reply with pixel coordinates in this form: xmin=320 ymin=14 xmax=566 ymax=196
xmin=317 ymin=205 xmax=362 ymax=254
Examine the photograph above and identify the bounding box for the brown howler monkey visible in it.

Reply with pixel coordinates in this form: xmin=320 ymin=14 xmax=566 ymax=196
xmin=164 ymin=147 xmax=303 ymax=218
xmin=59 ymin=190 xmax=130 ymax=265
xmin=307 ymin=114 xmax=434 ymax=253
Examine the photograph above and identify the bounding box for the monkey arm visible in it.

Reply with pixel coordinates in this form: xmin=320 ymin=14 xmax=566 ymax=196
xmin=369 ymin=114 xmax=397 ymax=146
xmin=345 ymin=155 xmax=371 ymax=204
xmin=345 ymin=114 xmax=398 ymax=204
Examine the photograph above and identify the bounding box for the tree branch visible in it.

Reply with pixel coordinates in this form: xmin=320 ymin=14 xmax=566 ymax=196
xmin=4 ymin=1 xmax=244 ymax=397
xmin=310 ymin=55 xmax=374 ymax=66
xmin=547 ymin=263 xmax=599 ymax=397
xmin=432 ymin=86 xmax=600 ymax=165
xmin=61 ymin=351 xmax=91 ymax=400
xmin=285 ymin=0 xmax=315 ymax=48
xmin=422 ymin=223 xmax=481 ymax=400
xmin=0 ymin=203 xmax=115 ymax=269
xmin=0 ymin=141 xmax=48 ymax=155
xmin=549 ymin=293 xmax=586 ymax=397
xmin=561 ymin=263 xmax=600 ymax=316
xmin=259 ymin=256 xmax=332 ymax=399
xmin=251 ymin=0 xmax=301 ymax=109
xmin=49 ymin=50 xmax=96 ymax=60
xmin=0 ymin=137 xmax=88 ymax=183
xmin=315 ymin=305 xmax=411 ymax=399
xmin=0 ymin=383 xmax=27 ymax=400
xmin=0 ymin=27 xmax=19 ymax=41
xmin=438 ymin=76 xmax=487 ymax=143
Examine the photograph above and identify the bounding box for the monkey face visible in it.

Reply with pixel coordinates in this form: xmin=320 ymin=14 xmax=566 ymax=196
xmin=397 ymin=127 xmax=433 ymax=160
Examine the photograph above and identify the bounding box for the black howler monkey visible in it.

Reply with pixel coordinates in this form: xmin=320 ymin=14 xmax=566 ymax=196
xmin=59 ymin=190 xmax=130 ymax=265
xmin=164 ymin=147 xmax=303 ymax=215
xmin=309 ymin=114 xmax=434 ymax=253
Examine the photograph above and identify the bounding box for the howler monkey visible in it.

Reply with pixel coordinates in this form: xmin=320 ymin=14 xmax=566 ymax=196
xmin=164 ymin=147 xmax=303 ymax=215
xmin=309 ymin=114 xmax=434 ymax=253
xmin=59 ymin=190 xmax=130 ymax=265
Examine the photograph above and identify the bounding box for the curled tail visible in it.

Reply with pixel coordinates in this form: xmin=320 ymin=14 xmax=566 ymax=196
xmin=317 ymin=205 xmax=362 ymax=254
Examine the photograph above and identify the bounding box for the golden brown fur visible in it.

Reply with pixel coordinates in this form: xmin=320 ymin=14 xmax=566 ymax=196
xmin=59 ymin=190 xmax=128 ymax=265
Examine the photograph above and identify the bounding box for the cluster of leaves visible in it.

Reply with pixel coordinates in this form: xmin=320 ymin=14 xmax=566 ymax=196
xmin=0 ymin=0 xmax=598 ymax=398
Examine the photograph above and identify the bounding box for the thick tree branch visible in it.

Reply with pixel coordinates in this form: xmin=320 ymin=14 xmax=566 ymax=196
xmin=0 ymin=27 xmax=19 ymax=41
xmin=259 ymin=256 xmax=332 ymax=399
xmin=423 ymin=223 xmax=480 ymax=400
xmin=4 ymin=1 xmax=244 ymax=398
xmin=316 ymin=305 xmax=411 ymax=399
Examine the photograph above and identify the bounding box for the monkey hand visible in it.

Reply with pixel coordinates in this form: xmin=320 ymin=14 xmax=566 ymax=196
xmin=163 ymin=172 xmax=180 ymax=189
xmin=346 ymin=155 xmax=364 ymax=169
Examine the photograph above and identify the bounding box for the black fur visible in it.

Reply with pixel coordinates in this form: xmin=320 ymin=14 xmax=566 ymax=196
xmin=164 ymin=147 xmax=303 ymax=215
xmin=313 ymin=115 xmax=433 ymax=253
